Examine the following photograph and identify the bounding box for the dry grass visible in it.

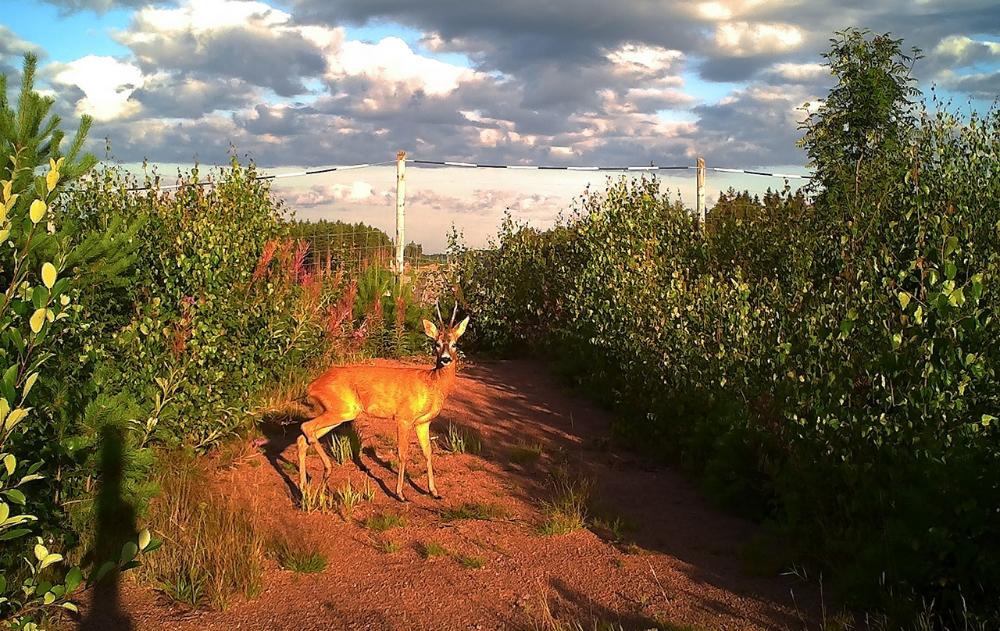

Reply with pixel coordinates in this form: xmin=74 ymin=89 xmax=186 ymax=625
xmin=137 ymin=453 xmax=266 ymax=610
xmin=253 ymin=367 xmax=315 ymax=422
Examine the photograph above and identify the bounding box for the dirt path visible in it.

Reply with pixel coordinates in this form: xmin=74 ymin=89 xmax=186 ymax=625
xmin=94 ymin=359 xmax=818 ymax=630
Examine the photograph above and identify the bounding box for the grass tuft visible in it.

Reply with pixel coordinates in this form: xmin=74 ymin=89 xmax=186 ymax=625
xmin=526 ymin=589 xmax=701 ymax=631
xmin=300 ymin=481 xmax=337 ymax=513
xmin=439 ymin=501 xmax=507 ymax=521
xmin=375 ymin=538 xmax=400 ymax=554
xmin=456 ymin=553 xmax=485 ymax=569
xmin=330 ymin=429 xmax=361 ymax=465
xmin=508 ymin=441 xmax=544 ymax=465
xmin=418 ymin=541 xmax=448 ymax=558
xmin=589 ymin=514 xmax=637 ymax=543
xmin=267 ymin=526 xmax=327 ymax=574
xmin=363 ymin=511 xmax=407 ymax=532
xmin=539 ymin=477 xmax=591 ymax=536
xmin=335 ymin=479 xmax=363 ymax=519
xmin=359 ymin=477 xmax=377 ymax=501
xmin=442 ymin=422 xmax=481 ymax=454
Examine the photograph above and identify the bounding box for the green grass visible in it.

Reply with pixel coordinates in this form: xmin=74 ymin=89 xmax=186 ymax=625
xmin=508 ymin=441 xmax=544 ymax=465
xmin=418 ymin=541 xmax=448 ymax=558
xmin=363 ymin=511 xmax=407 ymax=532
xmin=442 ymin=422 xmax=481 ymax=454
xmin=539 ymin=477 xmax=591 ymax=536
xmin=267 ymin=530 xmax=327 ymax=574
xmin=335 ymin=479 xmax=363 ymax=519
xmin=375 ymin=538 xmax=400 ymax=554
xmin=439 ymin=501 xmax=507 ymax=521
xmin=455 ymin=553 xmax=485 ymax=569
xmin=330 ymin=429 xmax=361 ymax=465
xmin=589 ymin=514 xmax=637 ymax=542
xmin=300 ymin=481 xmax=337 ymax=513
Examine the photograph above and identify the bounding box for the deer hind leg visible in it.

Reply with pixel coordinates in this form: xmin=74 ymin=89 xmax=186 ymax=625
xmin=414 ymin=421 xmax=440 ymax=499
xmin=395 ymin=418 xmax=411 ymax=502
xmin=299 ymin=407 xmax=357 ymax=490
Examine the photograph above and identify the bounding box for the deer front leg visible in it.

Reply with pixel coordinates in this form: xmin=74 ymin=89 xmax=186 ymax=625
xmin=415 ymin=422 xmax=440 ymax=499
xmin=396 ymin=419 xmax=410 ymax=502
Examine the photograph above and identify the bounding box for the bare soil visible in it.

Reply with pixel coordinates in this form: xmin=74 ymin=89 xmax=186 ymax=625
xmin=80 ymin=359 xmax=818 ymax=630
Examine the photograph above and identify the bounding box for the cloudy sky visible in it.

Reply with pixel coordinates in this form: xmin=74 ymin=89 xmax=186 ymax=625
xmin=2 ymin=0 xmax=998 ymax=249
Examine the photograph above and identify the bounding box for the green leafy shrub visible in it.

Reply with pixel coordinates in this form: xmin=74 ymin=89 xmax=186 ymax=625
xmin=0 ymin=54 xmax=157 ymax=625
xmin=455 ymin=30 xmax=1000 ymax=625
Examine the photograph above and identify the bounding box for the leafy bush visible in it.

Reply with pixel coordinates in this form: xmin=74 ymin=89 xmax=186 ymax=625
xmin=454 ymin=30 xmax=1000 ymax=625
xmin=1 ymin=53 xmax=156 ymax=626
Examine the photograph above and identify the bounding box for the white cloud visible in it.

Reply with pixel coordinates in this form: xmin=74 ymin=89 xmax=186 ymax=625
xmin=276 ymin=181 xmax=385 ymax=207
xmin=769 ymin=62 xmax=826 ymax=83
xmin=714 ymin=22 xmax=804 ymax=56
xmin=125 ymin=0 xmax=291 ymax=41
xmin=52 ymin=55 xmax=145 ymax=121
xmin=329 ymin=36 xmax=476 ymax=96
xmin=607 ymin=44 xmax=684 ymax=75
xmin=933 ymin=35 xmax=1000 ymax=61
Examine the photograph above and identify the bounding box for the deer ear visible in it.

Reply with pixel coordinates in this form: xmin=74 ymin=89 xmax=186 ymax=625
xmin=422 ymin=319 xmax=438 ymax=338
xmin=452 ymin=316 xmax=470 ymax=339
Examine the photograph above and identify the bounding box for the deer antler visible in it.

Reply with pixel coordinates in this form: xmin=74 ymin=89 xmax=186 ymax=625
xmin=450 ymin=301 xmax=458 ymax=326
xmin=435 ymin=301 xmax=444 ymax=325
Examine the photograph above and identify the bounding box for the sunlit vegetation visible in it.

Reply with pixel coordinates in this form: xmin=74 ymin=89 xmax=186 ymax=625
xmin=450 ymin=29 xmax=1000 ymax=626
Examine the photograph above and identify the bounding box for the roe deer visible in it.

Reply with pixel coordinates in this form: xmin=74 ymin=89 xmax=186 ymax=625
xmin=297 ymin=306 xmax=469 ymax=501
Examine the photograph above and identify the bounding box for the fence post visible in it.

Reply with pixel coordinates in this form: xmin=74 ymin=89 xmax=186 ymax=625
xmin=696 ymin=156 xmax=706 ymax=228
xmin=395 ymin=150 xmax=406 ymax=279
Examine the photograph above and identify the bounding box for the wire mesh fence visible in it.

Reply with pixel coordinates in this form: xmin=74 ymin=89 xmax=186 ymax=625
xmin=289 ymin=217 xmax=451 ymax=312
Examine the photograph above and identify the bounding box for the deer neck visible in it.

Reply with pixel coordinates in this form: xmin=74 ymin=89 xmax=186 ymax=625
xmin=432 ymin=361 xmax=458 ymax=395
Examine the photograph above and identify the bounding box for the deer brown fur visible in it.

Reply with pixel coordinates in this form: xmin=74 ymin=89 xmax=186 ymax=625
xmin=297 ymin=312 xmax=469 ymax=501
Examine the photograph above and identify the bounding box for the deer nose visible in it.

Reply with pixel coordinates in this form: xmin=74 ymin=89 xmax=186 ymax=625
xmin=440 ymin=355 xmax=452 ymax=365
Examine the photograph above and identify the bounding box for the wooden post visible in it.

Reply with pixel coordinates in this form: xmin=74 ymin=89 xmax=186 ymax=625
xmin=395 ymin=150 xmax=406 ymax=278
xmin=696 ymin=156 xmax=706 ymax=228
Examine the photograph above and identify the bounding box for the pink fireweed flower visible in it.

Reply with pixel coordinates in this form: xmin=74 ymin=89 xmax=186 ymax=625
xmin=253 ymin=239 xmax=279 ymax=282
xmin=291 ymin=239 xmax=310 ymax=283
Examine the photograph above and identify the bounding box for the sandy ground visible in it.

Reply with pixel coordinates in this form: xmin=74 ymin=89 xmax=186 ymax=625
xmin=77 ymin=359 xmax=818 ymax=630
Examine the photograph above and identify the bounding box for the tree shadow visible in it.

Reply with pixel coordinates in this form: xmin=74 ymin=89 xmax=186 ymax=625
xmin=541 ymin=577 xmax=663 ymax=630
xmin=79 ymin=425 xmax=135 ymax=631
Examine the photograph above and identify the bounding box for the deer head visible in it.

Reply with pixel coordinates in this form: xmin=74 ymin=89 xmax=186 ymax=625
xmin=423 ymin=302 xmax=469 ymax=368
